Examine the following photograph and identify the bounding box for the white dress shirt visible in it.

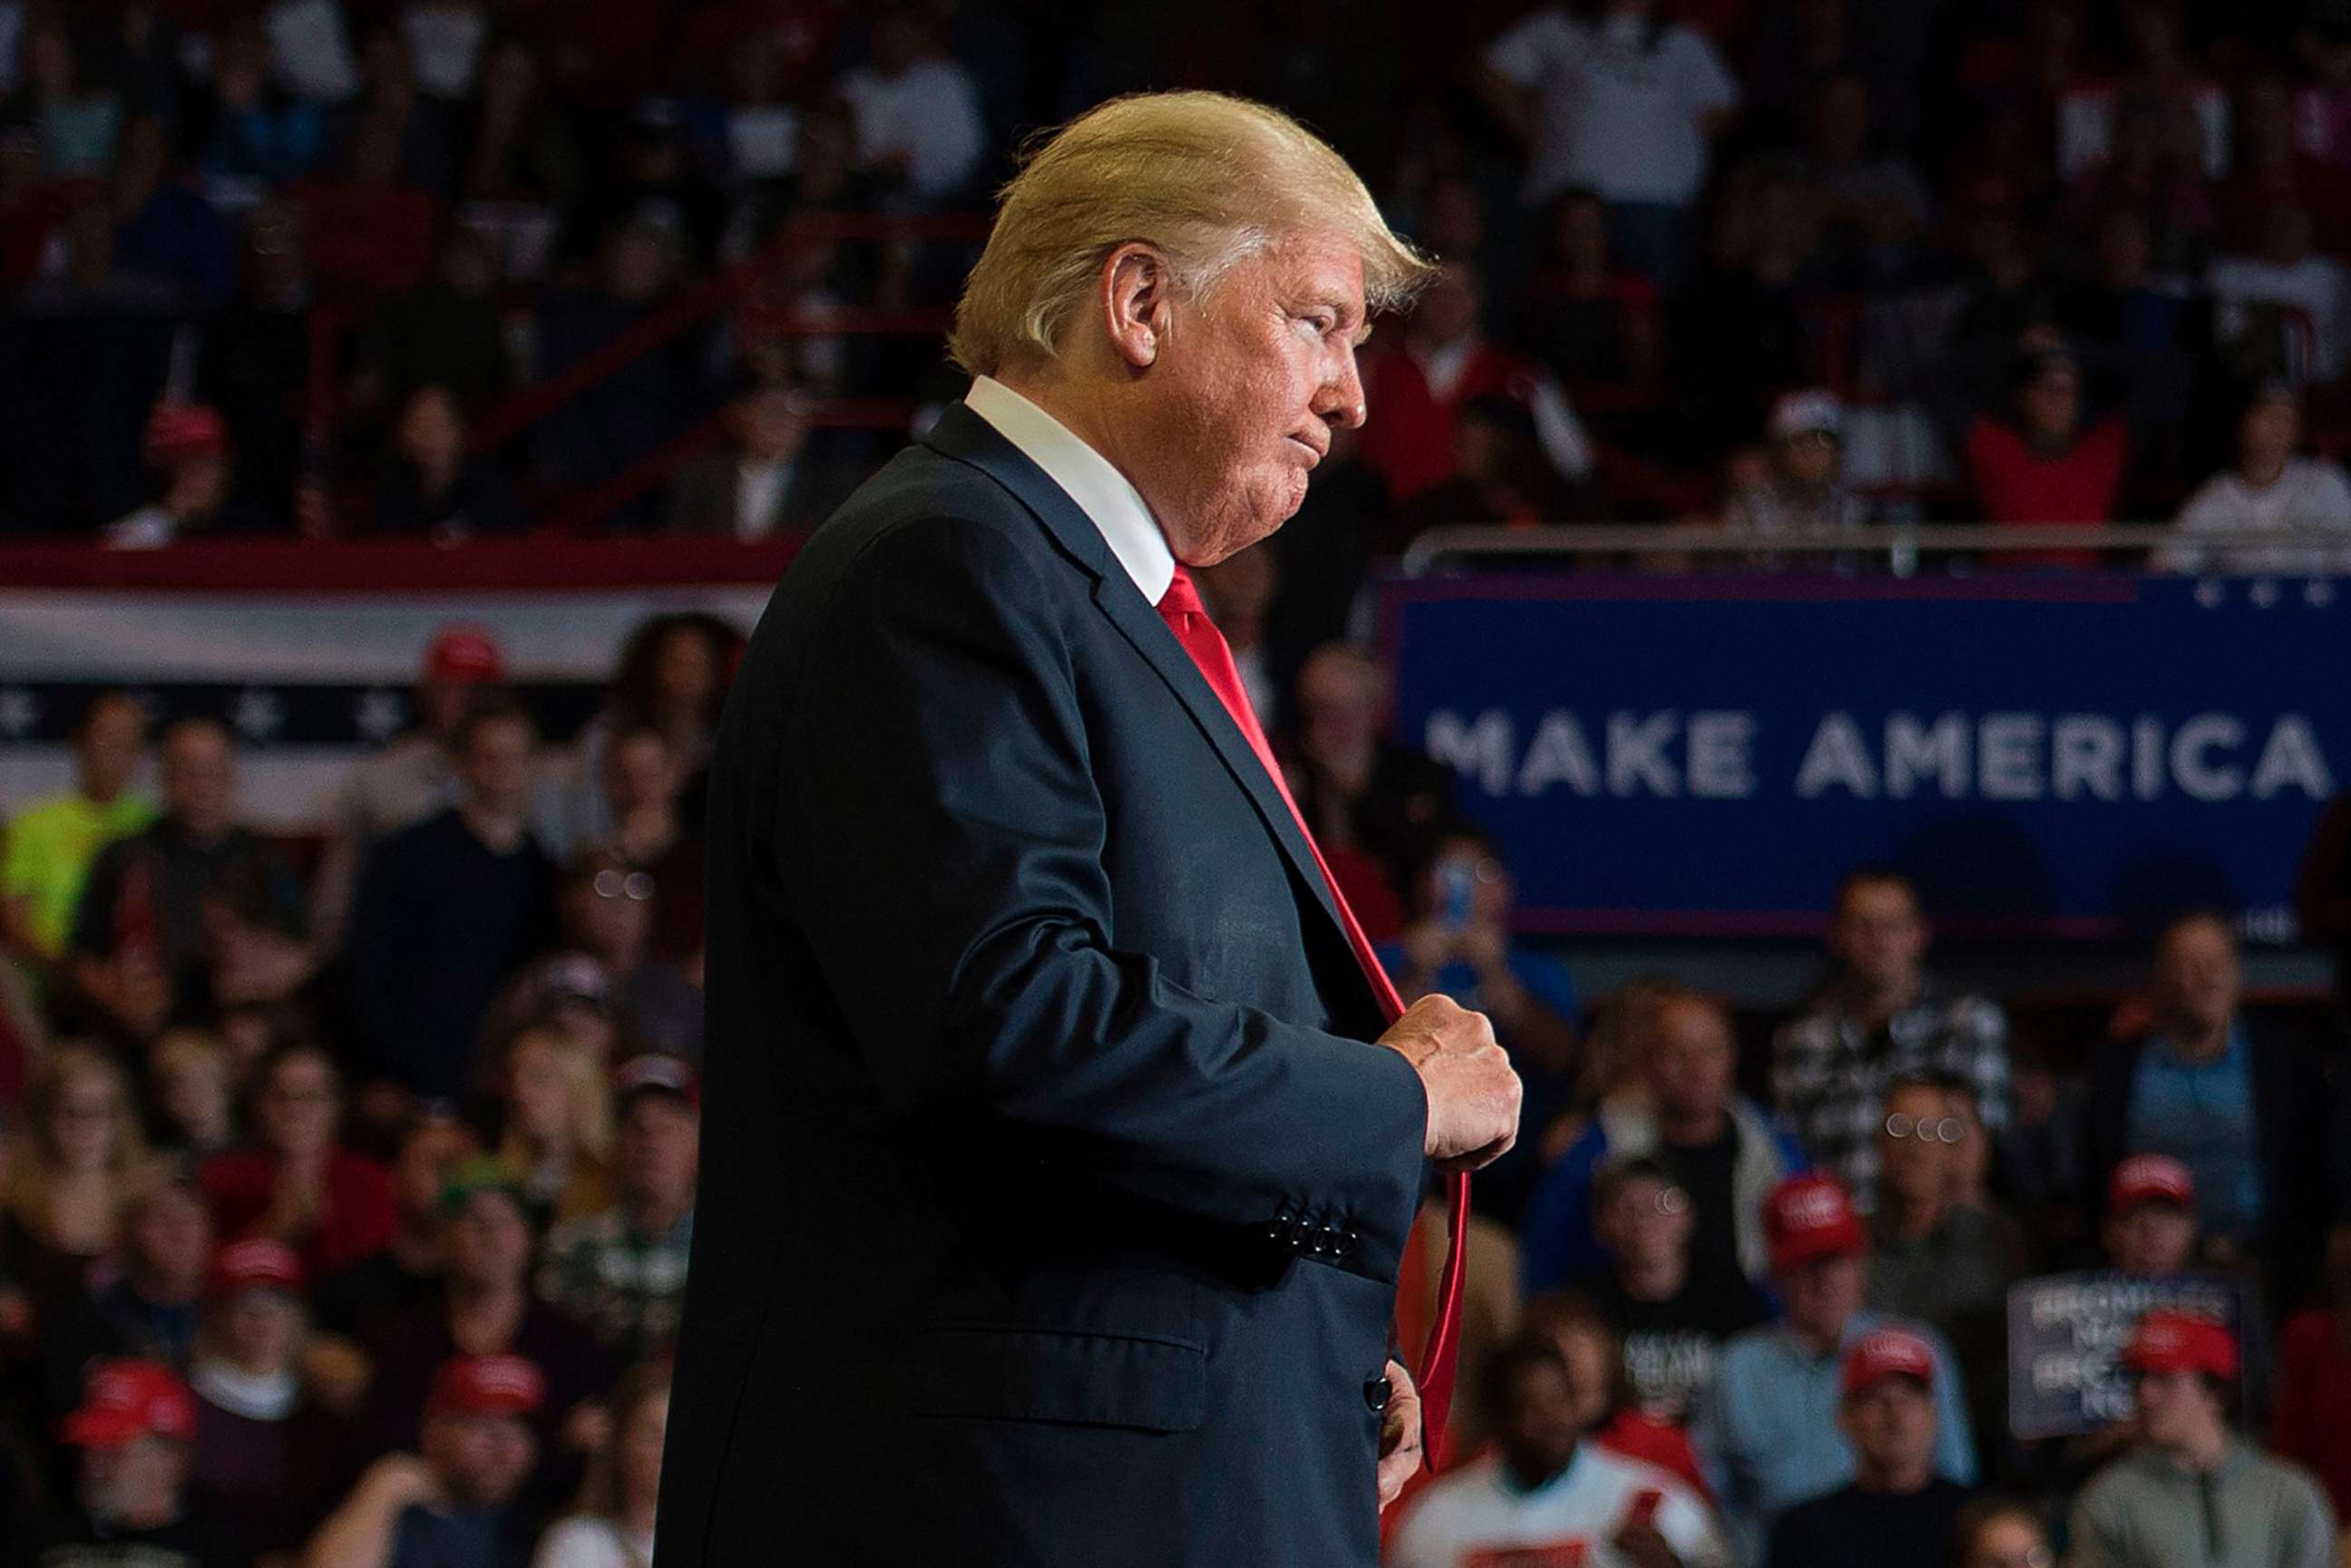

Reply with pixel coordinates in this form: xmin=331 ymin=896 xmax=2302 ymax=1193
xmin=962 ymin=375 xmax=1176 ymax=603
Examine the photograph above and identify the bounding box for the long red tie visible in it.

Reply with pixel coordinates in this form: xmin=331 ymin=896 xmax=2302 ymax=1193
xmin=1156 ymin=565 xmax=1469 ymax=1470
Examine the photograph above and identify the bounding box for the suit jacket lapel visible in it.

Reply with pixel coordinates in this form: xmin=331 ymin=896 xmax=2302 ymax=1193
xmin=921 ymin=404 xmax=1358 ymax=963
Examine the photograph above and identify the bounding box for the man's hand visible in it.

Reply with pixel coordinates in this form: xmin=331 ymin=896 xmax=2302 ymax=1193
xmin=1375 ymin=1359 xmax=1423 ymax=1510
xmin=1379 ymin=995 xmax=1521 ymax=1170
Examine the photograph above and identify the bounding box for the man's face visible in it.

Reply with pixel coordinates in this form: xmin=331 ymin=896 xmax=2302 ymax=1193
xmin=2241 ymin=397 xmax=2298 ymax=472
xmin=83 ymin=1437 xmax=188 ymax=1527
xmin=619 ymin=1096 xmax=699 ymax=1210
xmin=737 ymin=387 xmax=809 ymax=462
xmin=130 ymin=1186 xmax=213 ymax=1292
xmin=1597 ymin=1174 xmax=1691 ymax=1272
xmin=2108 ymin=1203 xmax=2196 ymax=1275
xmin=76 ymin=699 xmax=147 ymax=800
xmin=259 ymin=1052 xmax=337 ymax=1160
xmin=1782 ymin=1254 xmax=1864 ymax=1342
xmin=219 ymin=1288 xmax=303 ymax=1369
xmin=426 ymin=1412 xmax=536 ymax=1507
xmin=1131 ymin=230 xmax=1369 ymax=566
xmin=1647 ymin=998 xmax=1733 ymax=1125
xmin=1293 ymin=650 xmax=1380 ymax=762
xmin=445 ymin=1192 xmax=532 ymax=1289
xmin=161 ymin=724 xmax=234 ymax=834
xmin=2019 ymin=365 xmax=2082 ymax=443
xmin=1780 ymin=431 xmax=1839 ymax=489
xmin=1497 ymin=1359 xmax=1584 ymax=1483
xmin=1830 ymin=881 xmax=1927 ymax=994
xmin=1839 ymin=1377 xmax=1936 ymax=1478
xmin=2153 ymin=920 xmax=2239 ymax=1035
xmin=2133 ymin=1368 xmax=2220 ymax=1451
xmin=1877 ymin=1083 xmax=1953 ymax=1209
xmin=460 ymin=716 xmax=535 ymax=818
xmin=603 ymin=733 xmax=677 ymax=816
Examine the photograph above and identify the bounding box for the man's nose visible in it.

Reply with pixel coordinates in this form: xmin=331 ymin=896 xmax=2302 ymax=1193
xmin=1317 ymin=345 xmax=1367 ymax=431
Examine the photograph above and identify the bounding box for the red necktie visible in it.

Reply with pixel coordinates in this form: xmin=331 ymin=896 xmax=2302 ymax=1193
xmin=1156 ymin=565 xmax=1469 ymax=1470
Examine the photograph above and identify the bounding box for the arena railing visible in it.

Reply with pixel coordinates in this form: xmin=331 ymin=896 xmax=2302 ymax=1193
xmin=1399 ymin=521 xmax=2351 ymax=577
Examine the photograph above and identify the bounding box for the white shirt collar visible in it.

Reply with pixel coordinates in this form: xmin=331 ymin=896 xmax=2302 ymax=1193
xmin=963 ymin=375 xmax=1176 ymax=602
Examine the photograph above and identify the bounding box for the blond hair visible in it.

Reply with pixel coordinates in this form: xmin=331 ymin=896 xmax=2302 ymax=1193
xmin=5 ymin=1043 xmax=151 ymax=1249
xmin=950 ymin=92 xmax=1436 ymax=376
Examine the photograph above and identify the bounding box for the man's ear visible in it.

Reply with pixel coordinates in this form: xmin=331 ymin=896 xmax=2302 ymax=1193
xmin=1100 ymin=242 xmax=1173 ymax=370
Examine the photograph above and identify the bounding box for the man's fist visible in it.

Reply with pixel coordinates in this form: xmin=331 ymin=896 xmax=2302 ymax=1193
xmin=1378 ymin=994 xmax=1521 ymax=1170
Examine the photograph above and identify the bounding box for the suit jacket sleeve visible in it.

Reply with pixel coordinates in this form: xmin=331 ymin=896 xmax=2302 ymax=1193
xmin=779 ymin=515 xmax=1430 ymax=1277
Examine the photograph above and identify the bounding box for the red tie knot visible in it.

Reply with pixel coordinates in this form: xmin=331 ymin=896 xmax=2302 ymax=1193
xmin=1156 ymin=565 xmax=1205 ymax=620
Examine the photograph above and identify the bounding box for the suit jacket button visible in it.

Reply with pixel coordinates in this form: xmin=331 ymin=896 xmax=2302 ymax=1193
xmin=1363 ymin=1373 xmax=1390 ymax=1413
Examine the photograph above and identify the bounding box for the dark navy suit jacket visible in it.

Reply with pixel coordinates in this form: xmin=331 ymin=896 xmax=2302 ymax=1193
xmin=656 ymin=401 xmax=1432 ymax=1566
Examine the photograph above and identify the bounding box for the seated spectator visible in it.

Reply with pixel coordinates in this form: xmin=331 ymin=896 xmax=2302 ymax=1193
xmin=1570 ymin=1156 xmax=1771 ymax=1427
xmin=835 ymin=4 xmax=986 ymax=206
xmin=354 ymin=1159 xmax=611 ymax=1505
xmin=1766 ymin=1329 xmax=1974 ymax=1568
xmin=1474 ymin=0 xmax=1740 ymax=287
xmin=2054 ymin=91 xmax=2214 ymax=268
xmin=539 ymin=1055 xmax=697 ymax=1365
xmin=2161 ymin=383 xmax=2351 ymax=576
xmin=103 ymin=403 xmax=269 ymax=549
xmin=1964 ymin=348 xmax=2129 ymax=568
xmin=1391 ymin=394 xmax=1591 ymax=540
xmin=1796 ymin=72 xmax=1937 ymax=280
xmin=1527 ymin=987 xmax=1804 ymax=1294
xmin=1523 ymin=1291 xmax=1712 ymax=1498
xmin=1380 ymin=826 xmax=1579 ymax=1227
xmin=309 ymin=1353 xmax=544 ymax=1568
xmin=1280 ymin=644 xmax=1453 ymax=923
xmin=2103 ymin=1154 xmax=2199 ymax=1277
xmin=192 ymin=199 xmax=318 ymax=531
xmin=550 ymin=101 xmax=725 ymax=277
xmin=357 ymin=226 xmax=512 ymax=420
xmin=543 ymin=859 xmax=704 ymax=1064
xmin=1950 ymin=1496 xmax=2054 ymax=1568
xmin=0 ymin=691 xmax=153 ymax=991
xmin=1517 ymin=188 xmax=1663 ymax=389
xmin=349 ymin=696 xmax=558 ymax=1105
xmin=37 ymin=1174 xmax=211 ymax=1414
xmin=200 ymin=1042 xmax=397 ymax=1279
xmin=539 ymin=614 xmax=736 ymax=865
xmin=2067 ymin=1311 xmax=2335 ymax=1568
xmin=1771 ymin=869 xmax=2011 ymax=1213
xmin=1695 ymin=1175 xmax=1975 ymax=1557
xmin=2 ymin=1045 xmax=156 ymax=1300
xmin=371 ymin=383 xmax=526 ymax=539
xmin=65 ymin=716 xmax=309 ymax=1045
xmin=2270 ymin=1228 xmax=2351 ymax=1524
xmin=660 ymin=373 xmax=847 ymax=541
xmin=38 ymin=1359 xmax=219 ymax=1567
xmin=2210 ymin=204 xmax=2350 ymax=385
xmin=194 ymin=21 xmax=329 ymax=192
xmin=311 ymin=624 xmax=509 ymax=954
xmin=1359 ymin=262 xmax=1592 ymax=505
xmin=1721 ymin=389 xmax=1869 ymax=539
xmin=530 ymin=1361 xmax=668 ymax=1568
xmin=2083 ymin=912 xmax=2335 ymax=1306
xmin=1672 ymin=166 xmax=1823 ymax=450
xmin=187 ymin=1238 xmax=356 ymax=1563
xmin=494 ymin=1026 xmax=614 ymax=1230
xmin=1388 ymin=1331 xmax=1732 ymax=1568
xmin=313 ymin=1110 xmax=480 ymax=1342
xmin=149 ymin=1029 xmax=237 ymax=1163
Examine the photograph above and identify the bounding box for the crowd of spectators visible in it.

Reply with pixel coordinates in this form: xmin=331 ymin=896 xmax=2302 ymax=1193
xmin=9 ymin=0 xmax=2351 ymax=568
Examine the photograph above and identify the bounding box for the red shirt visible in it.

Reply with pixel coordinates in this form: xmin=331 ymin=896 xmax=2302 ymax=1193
xmin=199 ymin=1146 xmax=399 ymax=1279
xmin=1360 ymin=340 xmax=1547 ymax=503
xmin=1966 ymin=415 xmax=2129 ymax=569
xmin=2272 ymin=1309 xmax=2351 ymax=1521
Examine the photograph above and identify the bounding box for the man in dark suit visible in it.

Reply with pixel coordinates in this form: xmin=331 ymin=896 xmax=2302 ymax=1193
xmin=658 ymin=92 xmax=1523 ymax=1568
xmin=658 ymin=372 xmax=855 ymax=541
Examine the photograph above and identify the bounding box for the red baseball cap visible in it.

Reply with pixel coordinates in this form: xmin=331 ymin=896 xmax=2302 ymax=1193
xmin=2108 ymin=1154 xmax=2194 ymax=1215
xmin=60 ymin=1359 xmax=197 ymax=1449
xmin=2121 ymin=1310 xmax=2238 ymax=1381
xmin=422 ymin=624 xmax=506 ymax=687
xmin=208 ymin=1238 xmax=306 ymax=1300
xmin=1765 ymin=1174 xmax=1866 ymax=1272
xmin=1841 ymin=1329 xmax=1936 ymax=1398
xmin=429 ymin=1354 xmax=545 ymax=1419
xmin=613 ymin=1052 xmax=698 ymax=1110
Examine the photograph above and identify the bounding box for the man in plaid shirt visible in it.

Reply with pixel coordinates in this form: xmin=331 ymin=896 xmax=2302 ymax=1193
xmin=1771 ymin=872 xmax=2010 ymax=1213
xmin=540 ymin=1054 xmax=698 ymax=1364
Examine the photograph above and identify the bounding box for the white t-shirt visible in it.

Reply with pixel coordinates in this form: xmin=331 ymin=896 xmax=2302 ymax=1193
xmin=1389 ymin=1446 xmax=1732 ymax=1568
xmin=1483 ymin=8 xmax=1739 ymax=208
xmin=2209 ymin=252 xmax=2351 ymax=383
xmin=837 ymin=59 xmax=986 ymax=201
xmin=401 ymin=3 xmax=487 ymax=100
xmin=531 ymin=1515 xmax=652 ymax=1568
xmin=2162 ymin=456 xmax=2351 ymax=574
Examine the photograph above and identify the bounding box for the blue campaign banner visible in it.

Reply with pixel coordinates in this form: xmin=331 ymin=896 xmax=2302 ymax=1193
xmin=1380 ymin=574 xmax=2347 ymax=940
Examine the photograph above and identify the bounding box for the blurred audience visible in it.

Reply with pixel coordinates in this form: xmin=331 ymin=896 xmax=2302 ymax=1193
xmin=1764 ymin=1329 xmax=1974 ymax=1568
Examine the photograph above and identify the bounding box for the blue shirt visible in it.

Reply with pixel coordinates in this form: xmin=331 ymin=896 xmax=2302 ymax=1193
xmin=1694 ymin=1312 xmax=1976 ymax=1559
xmin=2125 ymin=1023 xmax=2263 ymax=1241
